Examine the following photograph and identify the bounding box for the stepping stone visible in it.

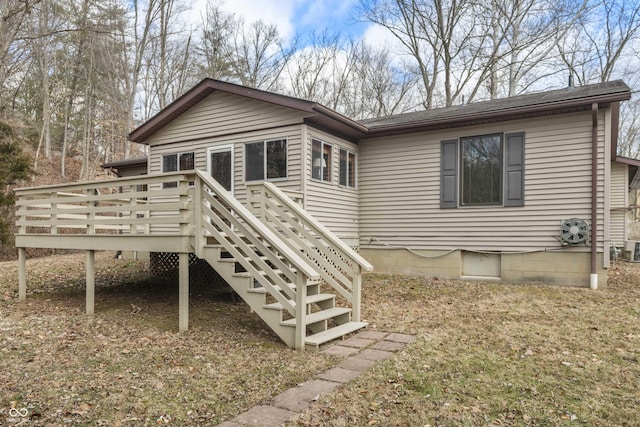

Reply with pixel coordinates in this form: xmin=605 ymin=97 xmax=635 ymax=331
xmin=385 ymin=333 xmax=416 ymax=344
xmin=337 ymin=357 xmax=376 ymax=372
xmin=232 ymin=405 xmax=297 ymax=426
xmin=341 ymin=336 xmax=376 ymax=349
xmin=371 ymin=340 xmax=406 ymax=352
xmin=216 ymin=421 xmax=245 ymax=427
xmin=356 ymin=348 xmax=394 ymax=362
xmin=321 ymin=345 xmax=360 ymax=357
xmin=317 ymin=367 xmax=362 ymax=383
xmin=272 ymin=379 xmax=340 ymax=412
xmin=354 ymin=330 xmax=389 ymax=340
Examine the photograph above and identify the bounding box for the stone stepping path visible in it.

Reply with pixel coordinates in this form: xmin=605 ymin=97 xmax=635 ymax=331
xmin=216 ymin=331 xmax=416 ymax=427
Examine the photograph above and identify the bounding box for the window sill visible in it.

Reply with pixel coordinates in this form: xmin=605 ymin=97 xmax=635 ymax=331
xmin=245 ymin=177 xmax=288 ymax=183
xmin=338 ymin=184 xmax=357 ymax=191
xmin=310 ymin=178 xmax=333 ymax=185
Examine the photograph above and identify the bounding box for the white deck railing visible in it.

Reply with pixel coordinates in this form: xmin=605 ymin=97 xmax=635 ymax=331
xmin=15 ymin=172 xmax=368 ymax=350
xmin=15 ymin=172 xmax=194 ymax=236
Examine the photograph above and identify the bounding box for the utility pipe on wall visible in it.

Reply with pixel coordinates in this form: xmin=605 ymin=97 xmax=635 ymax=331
xmin=591 ymin=102 xmax=599 ymax=290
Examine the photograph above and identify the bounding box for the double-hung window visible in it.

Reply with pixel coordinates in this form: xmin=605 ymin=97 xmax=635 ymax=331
xmin=162 ymin=151 xmax=194 ymax=188
xmin=441 ymin=132 xmax=524 ymax=208
xmin=312 ymin=139 xmax=332 ymax=182
xmin=245 ymin=139 xmax=287 ymax=181
xmin=339 ymin=149 xmax=356 ymax=187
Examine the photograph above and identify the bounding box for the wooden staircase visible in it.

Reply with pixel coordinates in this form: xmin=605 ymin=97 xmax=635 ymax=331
xmin=193 ymin=171 xmax=373 ymax=351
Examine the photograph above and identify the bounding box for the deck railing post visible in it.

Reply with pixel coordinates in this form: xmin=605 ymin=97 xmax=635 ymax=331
xmin=51 ymin=192 xmax=57 ymax=235
xmin=259 ymin=185 xmax=266 ymax=221
xmin=86 ymin=250 xmax=95 ymax=315
xmin=294 ymin=272 xmax=307 ymax=351
xmin=178 ymin=179 xmax=189 ymax=236
xmin=86 ymin=189 xmax=96 ymax=235
xmin=18 ymin=248 xmax=26 ymax=301
xmin=179 ymin=252 xmax=189 ymax=332
xmin=352 ymin=265 xmax=362 ymax=322
xmin=129 ymin=184 xmax=137 ymax=235
xmin=194 ymin=176 xmax=203 ymax=257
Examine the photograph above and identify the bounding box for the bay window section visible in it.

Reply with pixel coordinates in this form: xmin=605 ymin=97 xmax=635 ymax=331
xmin=312 ymin=139 xmax=332 ymax=182
xmin=339 ymin=149 xmax=356 ymax=187
xmin=266 ymin=139 xmax=287 ymax=179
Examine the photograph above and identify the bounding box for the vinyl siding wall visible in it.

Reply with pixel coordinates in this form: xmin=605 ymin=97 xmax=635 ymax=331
xmin=303 ymin=127 xmax=359 ymax=241
xmin=610 ymin=161 xmax=628 ymax=247
xmin=146 ymin=91 xmax=310 ymax=146
xmin=143 ymin=92 xmax=310 ymax=233
xmin=149 ymin=125 xmax=305 ymax=202
xmin=359 ymin=110 xmax=609 ymax=253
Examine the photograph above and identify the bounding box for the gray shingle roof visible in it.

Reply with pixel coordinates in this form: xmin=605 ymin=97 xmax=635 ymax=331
xmin=360 ymin=80 xmax=631 ymax=135
xmin=129 ymin=79 xmax=631 ymax=143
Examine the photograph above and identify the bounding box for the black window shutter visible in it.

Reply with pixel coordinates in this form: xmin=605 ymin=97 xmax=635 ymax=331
xmin=505 ymin=132 xmax=525 ymax=206
xmin=440 ymin=139 xmax=458 ymax=209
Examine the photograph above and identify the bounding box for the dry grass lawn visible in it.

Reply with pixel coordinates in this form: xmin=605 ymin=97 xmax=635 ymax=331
xmin=1 ymin=251 xmax=639 ymax=426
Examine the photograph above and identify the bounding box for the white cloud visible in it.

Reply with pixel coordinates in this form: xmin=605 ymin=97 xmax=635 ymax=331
xmin=361 ymin=23 xmax=400 ymax=50
xmin=185 ymin=0 xmax=300 ymax=38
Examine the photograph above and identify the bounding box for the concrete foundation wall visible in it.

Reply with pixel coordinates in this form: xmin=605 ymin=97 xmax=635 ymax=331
xmin=361 ymin=248 xmax=608 ymax=288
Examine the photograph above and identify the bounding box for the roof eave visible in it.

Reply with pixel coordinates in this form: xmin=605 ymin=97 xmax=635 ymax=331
xmin=365 ymin=91 xmax=632 ymax=138
xmin=129 ymin=79 xmax=323 ymax=144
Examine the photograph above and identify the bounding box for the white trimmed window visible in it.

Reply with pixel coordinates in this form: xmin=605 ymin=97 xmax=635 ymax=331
xmin=162 ymin=151 xmax=194 ymax=188
xmin=312 ymin=139 xmax=332 ymax=182
xmin=339 ymin=149 xmax=356 ymax=188
xmin=245 ymin=139 xmax=287 ymax=181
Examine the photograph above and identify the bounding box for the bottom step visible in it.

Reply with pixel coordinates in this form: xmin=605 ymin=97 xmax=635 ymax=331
xmin=305 ymin=321 xmax=368 ymax=349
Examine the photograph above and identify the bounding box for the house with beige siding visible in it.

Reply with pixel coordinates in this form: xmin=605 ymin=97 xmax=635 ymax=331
xmin=15 ymin=78 xmax=633 ymax=349
xmin=124 ymin=78 xmax=632 ymax=285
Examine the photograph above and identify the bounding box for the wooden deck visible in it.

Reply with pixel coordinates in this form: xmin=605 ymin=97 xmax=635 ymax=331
xmin=14 ymin=171 xmax=373 ymax=350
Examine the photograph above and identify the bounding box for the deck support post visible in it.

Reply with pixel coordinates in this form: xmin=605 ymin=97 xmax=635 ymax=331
xmin=294 ymin=272 xmax=307 ymax=351
xmin=86 ymin=250 xmax=95 ymax=315
xmin=179 ymin=252 xmax=189 ymax=332
xmin=18 ymin=248 xmax=27 ymax=301
xmin=352 ymin=265 xmax=362 ymax=322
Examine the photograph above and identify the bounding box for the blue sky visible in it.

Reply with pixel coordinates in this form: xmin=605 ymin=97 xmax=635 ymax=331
xmin=188 ymin=0 xmax=374 ymax=42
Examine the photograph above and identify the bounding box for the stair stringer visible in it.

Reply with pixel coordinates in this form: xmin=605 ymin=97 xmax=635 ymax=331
xmin=200 ymin=246 xmax=296 ymax=347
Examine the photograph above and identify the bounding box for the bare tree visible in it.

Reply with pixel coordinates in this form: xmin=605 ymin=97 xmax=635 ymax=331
xmin=231 ymin=19 xmax=293 ymax=90
xmin=0 ymin=0 xmax=41 ymax=111
xmin=358 ymin=0 xmax=589 ymax=106
xmin=285 ymin=34 xmax=418 ymax=119
xmin=557 ymin=0 xmax=640 ymax=85
xmin=123 ymin=0 xmax=161 ymax=158
xmin=30 ymin=0 xmax=56 ymax=166
xmin=359 ymin=0 xmax=442 ymax=108
xmin=196 ymin=0 xmax=236 ymax=80
xmin=285 ymin=31 xmax=341 ymax=103
xmin=353 ymin=44 xmax=419 ymax=118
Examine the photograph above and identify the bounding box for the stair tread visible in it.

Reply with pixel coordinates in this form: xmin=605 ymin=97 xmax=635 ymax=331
xmin=263 ymin=293 xmax=335 ymax=310
xmin=233 ymin=268 xmax=287 ymax=277
xmin=234 ymin=273 xmax=322 ymax=288
xmin=281 ymin=307 xmax=351 ymax=327
xmin=305 ymin=321 xmax=368 ymax=346
xmin=247 ymin=284 xmax=287 ymax=294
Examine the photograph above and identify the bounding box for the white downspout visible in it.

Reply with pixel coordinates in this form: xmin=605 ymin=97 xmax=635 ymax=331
xmin=591 ymin=102 xmax=599 ymax=290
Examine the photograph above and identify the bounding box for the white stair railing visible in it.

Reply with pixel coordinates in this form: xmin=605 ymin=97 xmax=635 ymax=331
xmin=194 ymin=170 xmax=321 ymax=350
xmin=247 ymin=182 xmax=373 ymax=321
